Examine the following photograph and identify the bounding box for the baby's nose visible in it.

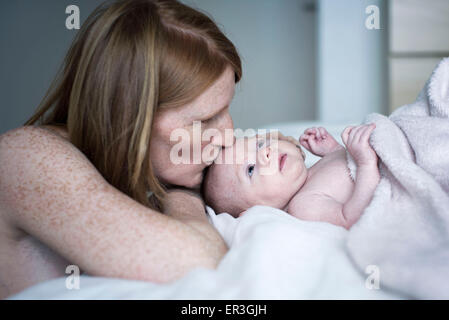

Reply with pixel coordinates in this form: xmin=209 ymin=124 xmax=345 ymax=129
xmin=258 ymin=146 xmax=271 ymax=166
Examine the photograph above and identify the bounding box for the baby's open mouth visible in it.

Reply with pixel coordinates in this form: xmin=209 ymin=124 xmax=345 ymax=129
xmin=279 ymin=153 xmax=287 ymax=171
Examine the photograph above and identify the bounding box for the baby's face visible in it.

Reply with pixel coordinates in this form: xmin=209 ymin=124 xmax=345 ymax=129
xmin=209 ymin=136 xmax=308 ymax=215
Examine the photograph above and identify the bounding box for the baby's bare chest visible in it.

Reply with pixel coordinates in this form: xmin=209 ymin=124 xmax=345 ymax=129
xmin=302 ymin=149 xmax=355 ymax=203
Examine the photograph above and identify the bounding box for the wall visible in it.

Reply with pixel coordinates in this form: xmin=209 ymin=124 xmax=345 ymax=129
xmin=389 ymin=0 xmax=449 ymax=112
xmin=317 ymin=0 xmax=388 ymax=124
xmin=0 ymin=0 xmax=104 ymax=135
xmin=0 ymin=0 xmax=317 ymax=134
xmin=181 ymin=0 xmax=317 ymax=130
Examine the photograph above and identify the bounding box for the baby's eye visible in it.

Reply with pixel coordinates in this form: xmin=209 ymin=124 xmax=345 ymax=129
xmin=247 ymin=164 xmax=255 ymax=178
xmin=257 ymin=140 xmax=265 ymax=149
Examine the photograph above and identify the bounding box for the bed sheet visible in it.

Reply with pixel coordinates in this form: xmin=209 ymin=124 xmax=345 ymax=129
xmin=10 ymin=206 xmax=401 ymax=300
xmin=10 ymin=121 xmax=404 ymax=300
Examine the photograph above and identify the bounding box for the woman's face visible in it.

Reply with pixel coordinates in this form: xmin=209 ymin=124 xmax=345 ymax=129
xmin=150 ymin=66 xmax=236 ymax=189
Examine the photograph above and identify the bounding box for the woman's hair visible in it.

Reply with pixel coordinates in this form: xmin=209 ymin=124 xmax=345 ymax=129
xmin=25 ymin=0 xmax=242 ymax=211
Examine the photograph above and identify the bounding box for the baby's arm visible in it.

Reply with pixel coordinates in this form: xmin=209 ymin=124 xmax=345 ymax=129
xmin=299 ymin=127 xmax=344 ymax=157
xmin=288 ymin=124 xmax=379 ymax=229
xmin=287 ymin=193 xmax=352 ymax=228
xmin=339 ymin=124 xmax=380 ymax=227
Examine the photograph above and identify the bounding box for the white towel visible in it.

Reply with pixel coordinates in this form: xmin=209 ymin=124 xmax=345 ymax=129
xmin=345 ymin=57 xmax=449 ymax=299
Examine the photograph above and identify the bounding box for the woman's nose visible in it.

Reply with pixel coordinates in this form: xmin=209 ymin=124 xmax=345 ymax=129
xmin=202 ymin=142 xmax=221 ymax=164
xmin=211 ymin=111 xmax=235 ymax=148
xmin=209 ymin=134 xmax=235 ymax=148
xmin=202 ymin=134 xmax=235 ymax=164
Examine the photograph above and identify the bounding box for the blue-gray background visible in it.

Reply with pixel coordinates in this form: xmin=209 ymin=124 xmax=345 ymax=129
xmin=0 ymin=0 xmax=389 ymax=135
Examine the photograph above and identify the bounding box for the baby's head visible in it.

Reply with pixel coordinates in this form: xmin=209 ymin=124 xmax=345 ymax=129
xmin=202 ymin=136 xmax=308 ymax=217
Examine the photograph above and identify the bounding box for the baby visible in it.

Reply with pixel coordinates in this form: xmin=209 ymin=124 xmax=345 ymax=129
xmin=202 ymin=124 xmax=380 ymax=229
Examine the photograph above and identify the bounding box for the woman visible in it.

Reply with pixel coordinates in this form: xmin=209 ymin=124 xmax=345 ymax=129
xmin=0 ymin=0 xmax=241 ymax=299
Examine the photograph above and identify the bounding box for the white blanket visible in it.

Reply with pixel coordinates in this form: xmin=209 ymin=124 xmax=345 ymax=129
xmin=346 ymin=58 xmax=449 ymax=299
xmin=10 ymin=206 xmax=400 ymax=299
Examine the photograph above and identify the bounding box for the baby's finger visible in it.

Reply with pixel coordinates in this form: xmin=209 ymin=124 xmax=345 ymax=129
xmin=354 ymin=124 xmax=371 ymax=143
xmin=304 ymin=127 xmax=317 ymax=135
xmin=300 ymin=133 xmax=311 ymax=142
xmin=307 ymin=135 xmax=318 ymax=149
xmin=299 ymin=135 xmax=311 ymax=150
xmin=306 ymin=127 xmax=320 ymax=139
xmin=349 ymin=125 xmax=364 ymax=143
xmin=299 ymin=139 xmax=309 ymax=148
xmin=348 ymin=125 xmax=364 ymax=146
xmin=341 ymin=126 xmax=353 ymax=145
xmin=360 ymin=123 xmax=376 ymax=143
xmin=318 ymin=127 xmax=327 ymax=139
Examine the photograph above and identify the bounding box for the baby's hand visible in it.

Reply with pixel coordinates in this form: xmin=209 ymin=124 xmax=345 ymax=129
xmin=299 ymin=127 xmax=342 ymax=157
xmin=341 ymin=124 xmax=378 ymax=167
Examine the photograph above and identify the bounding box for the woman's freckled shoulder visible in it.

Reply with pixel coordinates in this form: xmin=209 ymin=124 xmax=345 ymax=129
xmin=0 ymin=125 xmax=69 ymax=150
xmin=0 ymin=126 xmax=75 ymax=182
